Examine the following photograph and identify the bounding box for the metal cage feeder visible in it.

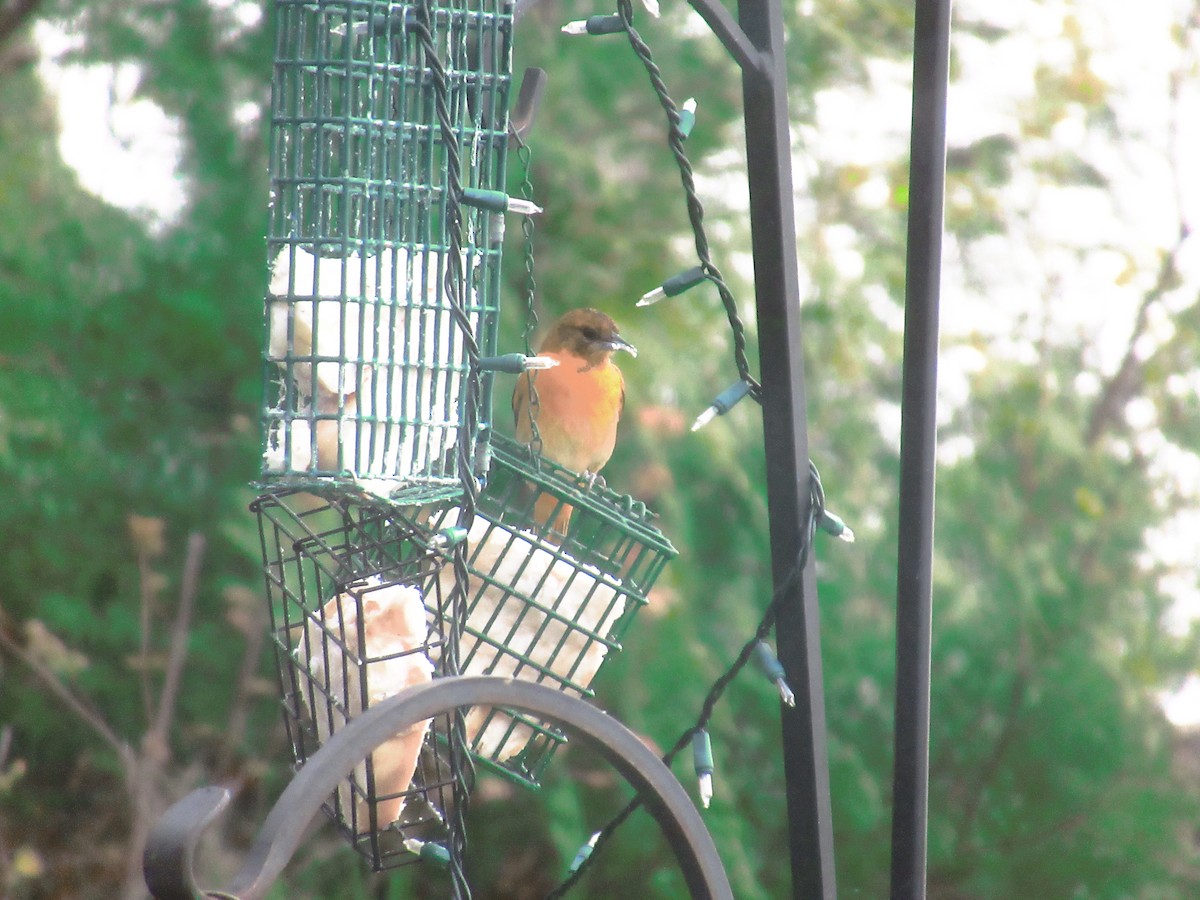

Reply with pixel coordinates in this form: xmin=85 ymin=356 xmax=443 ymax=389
xmin=261 ymin=0 xmax=514 ymax=504
xmin=413 ymin=433 xmax=678 ymax=788
xmin=252 ymin=454 xmax=675 ymax=868
xmin=253 ymin=489 xmax=463 ymax=870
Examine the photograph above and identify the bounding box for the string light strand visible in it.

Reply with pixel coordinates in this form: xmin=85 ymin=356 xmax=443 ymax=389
xmin=414 ymin=4 xmax=478 ymax=895
xmin=615 ymin=0 xmax=761 ymax=401
xmin=546 ymin=463 xmax=831 ymax=898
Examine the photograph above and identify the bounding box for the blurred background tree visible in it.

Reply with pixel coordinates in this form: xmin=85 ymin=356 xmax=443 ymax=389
xmin=1 ymin=0 xmax=1199 ymax=897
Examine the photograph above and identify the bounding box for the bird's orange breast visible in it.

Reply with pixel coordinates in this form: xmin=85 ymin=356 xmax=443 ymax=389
xmin=514 ymin=351 xmax=625 ymax=475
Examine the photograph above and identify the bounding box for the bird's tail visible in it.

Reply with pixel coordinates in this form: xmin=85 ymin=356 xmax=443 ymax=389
xmin=535 ymin=491 xmax=573 ymax=538
xmin=515 ymin=481 xmax=572 ymax=540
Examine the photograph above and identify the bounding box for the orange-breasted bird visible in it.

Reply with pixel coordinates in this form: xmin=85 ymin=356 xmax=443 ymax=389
xmin=512 ymin=308 xmax=637 ymax=533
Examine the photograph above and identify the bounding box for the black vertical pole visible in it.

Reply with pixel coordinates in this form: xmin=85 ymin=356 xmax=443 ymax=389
xmin=736 ymin=0 xmax=837 ymax=896
xmin=889 ymin=0 xmax=950 ymax=898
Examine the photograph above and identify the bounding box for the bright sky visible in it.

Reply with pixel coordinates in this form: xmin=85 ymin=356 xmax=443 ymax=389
xmin=33 ymin=0 xmax=263 ymax=228
xmin=33 ymin=1 xmax=1200 ymax=720
xmin=794 ymin=4 xmax=1200 ymax=732
xmin=35 ymin=22 xmax=187 ymax=226
xmin=805 ymin=0 xmax=1200 ymax=723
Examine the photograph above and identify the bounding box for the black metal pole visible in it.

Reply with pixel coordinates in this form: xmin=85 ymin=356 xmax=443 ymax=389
xmin=889 ymin=0 xmax=950 ymax=898
xmin=735 ymin=0 xmax=837 ymax=895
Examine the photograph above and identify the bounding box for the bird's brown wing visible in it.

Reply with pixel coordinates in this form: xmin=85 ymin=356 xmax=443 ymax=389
xmin=512 ymin=371 xmax=532 ymax=443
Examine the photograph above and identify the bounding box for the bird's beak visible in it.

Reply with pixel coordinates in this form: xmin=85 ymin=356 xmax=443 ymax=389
xmin=606 ymin=336 xmax=638 ymax=358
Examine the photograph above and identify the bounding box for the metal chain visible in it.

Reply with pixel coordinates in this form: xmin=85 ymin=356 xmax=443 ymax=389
xmin=413 ymin=3 xmax=478 ymax=895
xmin=546 ymin=462 xmax=825 ymax=898
xmin=614 ymin=0 xmax=761 ymax=401
xmin=513 ymin=130 xmax=544 ymax=458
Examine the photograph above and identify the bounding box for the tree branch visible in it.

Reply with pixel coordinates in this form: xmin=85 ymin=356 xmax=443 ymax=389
xmin=1085 ymin=14 xmax=1199 ymax=448
xmin=136 ymin=550 xmax=157 ymax=733
xmin=148 ymin=532 xmax=206 ymax=761
xmin=218 ymin=598 xmax=266 ymax=774
xmin=1084 ymin=233 xmax=1185 ymax=446
xmin=0 ymin=625 xmax=132 ymax=766
xmin=122 ymin=532 xmax=205 ymax=900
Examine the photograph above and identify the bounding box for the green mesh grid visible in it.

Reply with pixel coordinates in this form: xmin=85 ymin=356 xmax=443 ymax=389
xmin=253 ymin=489 xmax=462 ymax=870
xmin=253 ymin=431 xmax=676 ymax=828
xmin=415 ymin=433 xmax=678 ymax=788
xmin=261 ymin=0 xmax=512 ymax=504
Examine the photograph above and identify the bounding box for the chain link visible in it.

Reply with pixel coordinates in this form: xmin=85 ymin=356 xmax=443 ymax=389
xmin=513 ymin=130 xmax=544 ymax=459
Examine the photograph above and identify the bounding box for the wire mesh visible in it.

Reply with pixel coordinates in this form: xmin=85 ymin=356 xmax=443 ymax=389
xmin=413 ymin=433 xmax=678 ymax=788
xmin=253 ymin=489 xmax=462 ymax=870
xmin=261 ymin=0 xmax=513 ymax=503
xmin=251 ymin=444 xmax=674 ymax=869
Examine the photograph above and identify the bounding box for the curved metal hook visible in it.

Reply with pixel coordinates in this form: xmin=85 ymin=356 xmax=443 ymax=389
xmin=143 ymin=785 xmax=235 ymax=900
xmin=510 ymin=67 xmax=547 ymax=143
xmin=145 ymin=676 xmax=732 ymax=900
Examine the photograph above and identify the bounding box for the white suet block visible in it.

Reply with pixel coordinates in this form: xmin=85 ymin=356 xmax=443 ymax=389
xmin=265 ymin=246 xmax=476 ymax=489
xmin=438 ymin=516 xmax=626 ymax=761
xmin=297 ymin=578 xmax=434 ymax=829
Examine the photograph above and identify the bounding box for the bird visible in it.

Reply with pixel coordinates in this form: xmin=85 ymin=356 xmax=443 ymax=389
xmin=512 ymin=308 xmax=636 ymax=533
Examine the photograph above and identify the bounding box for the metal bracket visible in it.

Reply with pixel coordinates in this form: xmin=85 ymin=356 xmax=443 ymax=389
xmin=688 ymin=0 xmax=768 ymax=75
xmin=142 ymin=785 xmax=235 ymax=900
xmin=510 ymin=67 xmax=547 ymax=143
xmin=513 ymin=0 xmax=765 ymax=74
xmin=144 ymin=676 xmax=732 ymax=900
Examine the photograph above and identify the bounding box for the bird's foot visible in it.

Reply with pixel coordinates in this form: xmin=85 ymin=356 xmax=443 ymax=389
xmin=581 ymin=471 xmax=607 ymax=492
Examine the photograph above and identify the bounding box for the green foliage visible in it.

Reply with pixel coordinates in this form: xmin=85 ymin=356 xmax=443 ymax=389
xmin=2 ymin=0 xmax=1199 ymax=897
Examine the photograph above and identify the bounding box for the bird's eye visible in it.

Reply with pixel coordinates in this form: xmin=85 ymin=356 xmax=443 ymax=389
xmin=580 ymin=326 xmax=600 ymax=341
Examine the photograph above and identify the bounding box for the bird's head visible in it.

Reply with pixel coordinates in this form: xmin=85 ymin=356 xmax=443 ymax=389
xmin=541 ymin=308 xmax=638 ymax=364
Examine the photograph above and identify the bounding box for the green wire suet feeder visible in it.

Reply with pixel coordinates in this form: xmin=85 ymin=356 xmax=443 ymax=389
xmin=410 ymin=433 xmax=677 ymax=788
xmin=252 ymin=436 xmax=677 ymax=844
xmin=261 ymin=0 xmax=515 ymax=504
xmin=253 ymin=489 xmax=462 ymax=871
xmin=251 ymin=0 xmax=676 ymax=871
